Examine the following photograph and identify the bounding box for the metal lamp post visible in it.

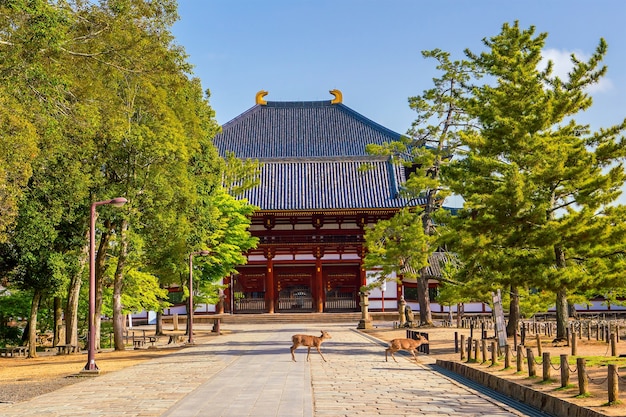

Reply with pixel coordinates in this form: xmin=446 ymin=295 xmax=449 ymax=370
xmin=188 ymin=250 xmax=210 ymax=344
xmin=82 ymin=197 xmax=127 ymax=374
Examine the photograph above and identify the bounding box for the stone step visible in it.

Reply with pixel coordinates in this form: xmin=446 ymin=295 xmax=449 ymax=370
xmin=185 ymin=311 xmax=401 ymax=325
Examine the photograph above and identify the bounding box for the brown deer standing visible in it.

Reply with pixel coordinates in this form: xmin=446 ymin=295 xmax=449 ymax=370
xmin=385 ymin=336 xmax=428 ymax=363
xmin=290 ymin=331 xmax=331 ymax=362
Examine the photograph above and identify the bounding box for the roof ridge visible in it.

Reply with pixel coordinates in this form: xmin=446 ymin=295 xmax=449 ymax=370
xmin=254 ymin=156 xmax=390 ymax=163
xmin=265 ymin=100 xmax=333 ymax=107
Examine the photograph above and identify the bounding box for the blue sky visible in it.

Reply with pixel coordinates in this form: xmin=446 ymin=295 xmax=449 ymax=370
xmin=172 ymin=0 xmax=626 ymax=137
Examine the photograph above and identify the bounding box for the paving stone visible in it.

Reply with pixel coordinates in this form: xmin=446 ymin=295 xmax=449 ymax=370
xmin=0 ymin=323 xmax=535 ymax=417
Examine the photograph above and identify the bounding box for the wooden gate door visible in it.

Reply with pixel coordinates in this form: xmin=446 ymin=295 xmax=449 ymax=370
xmin=323 ymin=265 xmax=360 ymax=312
xmin=232 ymin=268 xmax=266 ymax=313
xmin=275 ymin=266 xmax=314 ymax=312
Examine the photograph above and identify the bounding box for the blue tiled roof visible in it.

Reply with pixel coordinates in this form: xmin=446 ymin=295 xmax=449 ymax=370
xmin=242 ymin=157 xmax=425 ymax=210
xmin=214 ymin=99 xmax=418 ymax=210
xmin=214 ymin=101 xmax=403 ymax=159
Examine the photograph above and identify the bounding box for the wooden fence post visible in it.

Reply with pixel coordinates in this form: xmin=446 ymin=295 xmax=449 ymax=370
xmin=505 ymin=345 xmax=511 ymax=369
xmin=611 ymin=333 xmax=617 ymax=356
xmin=491 ymin=341 xmax=497 ymax=366
xmin=577 ymin=358 xmax=588 ymax=396
xmin=527 ymin=348 xmax=536 ymax=377
xmin=542 ymin=352 xmax=551 ymax=381
xmin=474 ymin=339 xmax=480 ymax=362
xmin=517 ymin=345 xmax=523 ymax=372
xmin=608 ymin=364 xmax=619 ymax=404
xmin=460 ymin=334 xmax=466 ymax=360
xmin=571 ymin=330 xmax=577 ymax=356
xmin=560 ymin=354 xmax=569 ymax=388
xmin=481 ymin=339 xmax=487 ymax=363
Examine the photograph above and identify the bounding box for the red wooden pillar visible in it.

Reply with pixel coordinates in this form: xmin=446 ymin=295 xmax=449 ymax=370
xmin=315 ymin=248 xmax=324 ymax=313
xmin=266 ymin=251 xmax=275 ymax=314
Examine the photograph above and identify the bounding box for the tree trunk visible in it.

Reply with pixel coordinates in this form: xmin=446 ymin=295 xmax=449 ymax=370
xmin=155 ymin=311 xmax=164 ymax=336
xmin=555 ymin=288 xmax=569 ymax=340
xmin=27 ymin=290 xmax=41 ymax=358
xmin=94 ymin=224 xmax=112 ymax=351
xmin=568 ymin=301 xmax=579 ymax=319
xmin=113 ymin=220 xmax=129 ymax=351
xmin=554 ymin=245 xmax=569 ymax=340
xmin=417 ymin=272 xmax=433 ymax=326
xmin=53 ymin=296 xmax=63 ymax=347
xmin=506 ymin=286 xmax=520 ymax=337
xmin=66 ymin=236 xmax=88 ymax=347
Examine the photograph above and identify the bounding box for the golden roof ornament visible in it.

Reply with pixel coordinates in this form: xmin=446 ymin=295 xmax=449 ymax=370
xmin=330 ymin=89 xmax=342 ymax=104
xmin=256 ymin=90 xmax=268 ymax=105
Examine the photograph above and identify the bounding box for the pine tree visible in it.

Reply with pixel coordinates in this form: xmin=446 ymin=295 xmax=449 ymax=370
xmin=364 ymin=50 xmax=476 ymax=325
xmin=444 ymin=22 xmax=626 ymax=338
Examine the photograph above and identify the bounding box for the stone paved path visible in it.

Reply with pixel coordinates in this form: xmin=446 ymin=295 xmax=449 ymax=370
xmin=0 ymin=322 xmax=535 ymax=417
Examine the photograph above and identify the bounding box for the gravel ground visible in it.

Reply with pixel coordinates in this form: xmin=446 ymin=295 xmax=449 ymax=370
xmin=0 ymin=378 xmax=81 ymax=404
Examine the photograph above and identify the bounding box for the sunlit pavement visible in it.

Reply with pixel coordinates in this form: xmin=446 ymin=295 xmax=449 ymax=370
xmin=0 ymin=322 xmax=534 ymax=417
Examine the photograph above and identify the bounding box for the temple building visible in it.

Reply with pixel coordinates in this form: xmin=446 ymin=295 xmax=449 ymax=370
xmin=212 ymin=90 xmax=427 ymax=314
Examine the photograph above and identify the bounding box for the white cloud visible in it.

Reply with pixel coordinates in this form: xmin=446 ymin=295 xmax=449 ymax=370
xmin=540 ymin=48 xmax=613 ymax=93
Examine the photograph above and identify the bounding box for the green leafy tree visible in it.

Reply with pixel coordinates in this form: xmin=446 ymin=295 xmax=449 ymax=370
xmin=0 ymin=0 xmax=253 ymax=353
xmin=443 ymin=22 xmax=626 ymax=338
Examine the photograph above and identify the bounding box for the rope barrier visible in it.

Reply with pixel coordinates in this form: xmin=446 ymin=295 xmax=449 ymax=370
xmin=587 ymin=374 xmax=609 ymax=386
xmin=614 ymin=369 xmax=626 ymax=383
xmin=549 ymin=361 xmax=561 ymax=371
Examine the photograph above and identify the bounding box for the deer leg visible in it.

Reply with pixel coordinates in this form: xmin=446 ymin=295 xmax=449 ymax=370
xmin=410 ymin=349 xmax=418 ymax=362
xmin=306 ymin=346 xmax=311 ymax=361
xmin=316 ymin=346 xmax=327 ymax=362
xmin=290 ymin=344 xmax=297 ymax=362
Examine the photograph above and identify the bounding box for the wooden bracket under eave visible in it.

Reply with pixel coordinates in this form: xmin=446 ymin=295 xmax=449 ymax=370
xmin=256 ymin=90 xmax=268 ymax=105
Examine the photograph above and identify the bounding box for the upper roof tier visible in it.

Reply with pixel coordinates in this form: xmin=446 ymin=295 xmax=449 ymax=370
xmin=213 ymin=91 xmax=425 ymax=211
xmin=213 ymin=98 xmax=404 ymax=160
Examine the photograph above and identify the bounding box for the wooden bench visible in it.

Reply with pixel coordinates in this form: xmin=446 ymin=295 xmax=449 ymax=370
xmin=55 ymin=344 xmax=79 ymax=354
xmin=132 ymin=336 xmax=159 ymax=349
xmin=0 ymin=346 xmax=27 ymax=357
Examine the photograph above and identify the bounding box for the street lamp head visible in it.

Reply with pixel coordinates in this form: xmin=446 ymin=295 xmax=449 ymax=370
xmin=110 ymin=197 xmax=128 ymax=207
xmin=198 ymin=250 xmax=210 ymax=256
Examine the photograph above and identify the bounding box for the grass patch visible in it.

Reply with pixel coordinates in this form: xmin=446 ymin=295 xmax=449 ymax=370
xmin=552 ymin=356 xmax=626 ymax=367
xmin=538 ymin=378 xmax=557 ymax=385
